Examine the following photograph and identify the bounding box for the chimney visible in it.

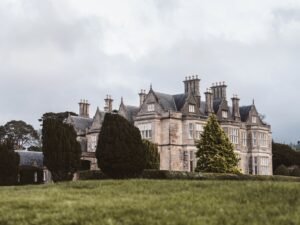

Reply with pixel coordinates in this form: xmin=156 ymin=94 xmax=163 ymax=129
xmin=78 ymin=99 xmax=90 ymax=118
xmin=139 ymin=89 xmax=146 ymax=106
xmin=211 ymin=81 xmax=227 ymax=100
xmin=183 ymin=75 xmax=201 ymax=106
xmin=205 ymin=88 xmax=213 ymax=115
xmin=231 ymin=94 xmax=240 ymax=121
xmin=104 ymin=95 xmax=113 ymax=112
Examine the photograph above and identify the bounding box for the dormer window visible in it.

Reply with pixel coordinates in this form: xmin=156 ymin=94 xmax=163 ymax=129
xmin=147 ymin=104 xmax=155 ymax=112
xmin=222 ymin=110 xmax=228 ymax=119
xmin=189 ymin=104 xmax=195 ymax=113
xmin=252 ymin=116 xmax=257 ymax=123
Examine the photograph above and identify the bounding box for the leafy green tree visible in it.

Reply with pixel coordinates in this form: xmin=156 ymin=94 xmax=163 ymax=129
xmin=96 ymin=113 xmax=146 ymax=178
xmin=1 ymin=120 xmax=39 ymax=149
xmin=0 ymin=140 xmax=20 ymax=185
xmin=274 ymin=164 xmax=290 ymax=176
xmin=143 ymin=140 xmax=160 ymax=169
xmin=195 ymin=114 xmax=240 ymax=173
xmin=41 ymin=112 xmax=81 ymax=182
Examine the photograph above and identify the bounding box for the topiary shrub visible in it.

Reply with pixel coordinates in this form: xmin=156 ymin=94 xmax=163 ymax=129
xmin=290 ymin=167 xmax=300 ymax=177
xmin=0 ymin=140 xmax=20 ymax=185
xmin=96 ymin=113 xmax=146 ymax=178
xmin=143 ymin=140 xmax=160 ymax=170
xmin=274 ymin=165 xmax=290 ymax=176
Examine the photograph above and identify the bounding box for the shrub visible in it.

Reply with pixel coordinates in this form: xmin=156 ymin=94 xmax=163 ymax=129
xmin=96 ymin=113 xmax=146 ymax=178
xmin=290 ymin=167 xmax=300 ymax=177
xmin=143 ymin=140 xmax=160 ymax=170
xmin=274 ymin=165 xmax=290 ymax=176
xmin=0 ymin=140 xmax=20 ymax=185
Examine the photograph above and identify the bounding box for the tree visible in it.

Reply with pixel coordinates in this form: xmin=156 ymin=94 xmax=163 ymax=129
xmin=1 ymin=120 xmax=39 ymax=150
xmin=195 ymin=114 xmax=240 ymax=173
xmin=291 ymin=167 xmax=300 ymax=177
xmin=274 ymin=165 xmax=290 ymax=176
xmin=143 ymin=140 xmax=160 ymax=169
xmin=41 ymin=112 xmax=81 ymax=182
xmin=96 ymin=113 xmax=146 ymax=178
xmin=0 ymin=140 xmax=20 ymax=185
xmin=272 ymin=142 xmax=300 ymax=171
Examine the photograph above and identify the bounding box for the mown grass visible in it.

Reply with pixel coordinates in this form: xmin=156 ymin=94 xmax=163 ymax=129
xmin=0 ymin=180 xmax=299 ymax=225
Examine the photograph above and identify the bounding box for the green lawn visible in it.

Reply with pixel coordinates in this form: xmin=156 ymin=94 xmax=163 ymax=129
xmin=0 ymin=180 xmax=299 ymax=225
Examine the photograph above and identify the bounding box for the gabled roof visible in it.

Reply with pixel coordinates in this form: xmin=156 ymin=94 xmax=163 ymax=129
xmin=153 ymin=92 xmax=177 ymax=111
xmin=125 ymin=105 xmax=139 ymax=122
xmin=69 ymin=116 xmax=93 ymax=132
xmin=173 ymin=93 xmax=188 ymax=111
xmin=239 ymin=105 xmax=252 ymax=122
xmin=90 ymin=107 xmax=105 ymax=131
xmin=15 ymin=150 xmax=44 ymax=168
xmin=213 ymin=99 xmax=222 ymax=113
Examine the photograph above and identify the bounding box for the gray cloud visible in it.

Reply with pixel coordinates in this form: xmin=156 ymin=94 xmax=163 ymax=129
xmin=0 ymin=0 xmax=299 ymax=143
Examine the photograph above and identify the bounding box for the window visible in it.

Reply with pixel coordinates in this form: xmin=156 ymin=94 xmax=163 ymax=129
xmin=228 ymin=128 xmax=239 ymax=144
xmin=222 ymin=110 xmax=228 ymax=119
xmin=258 ymin=133 xmax=268 ymax=147
xmin=189 ymin=104 xmax=195 ymax=113
xmin=195 ymin=124 xmax=203 ymax=139
xmin=138 ymin=123 xmax=152 ymax=139
xmin=89 ymin=135 xmax=98 ymax=152
xmin=188 ymin=123 xmax=194 ymax=139
xmin=34 ymin=172 xmax=38 ymax=183
xmin=252 ymin=132 xmax=257 ymax=146
xmin=254 ymin=156 xmax=258 ymax=175
xmin=252 ymin=116 xmax=257 ymax=123
xmin=147 ymin=104 xmax=155 ymax=112
xmin=260 ymin=157 xmax=269 ymax=175
xmin=241 ymin=131 xmax=247 ymax=146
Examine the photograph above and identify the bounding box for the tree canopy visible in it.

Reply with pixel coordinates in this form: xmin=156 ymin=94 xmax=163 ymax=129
xmin=0 ymin=120 xmax=39 ymax=150
xmin=96 ymin=113 xmax=146 ymax=178
xmin=272 ymin=142 xmax=300 ymax=171
xmin=195 ymin=114 xmax=240 ymax=173
xmin=0 ymin=140 xmax=20 ymax=185
xmin=41 ymin=112 xmax=81 ymax=182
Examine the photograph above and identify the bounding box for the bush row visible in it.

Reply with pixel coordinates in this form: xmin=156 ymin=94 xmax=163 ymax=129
xmin=78 ymin=169 xmax=300 ymax=182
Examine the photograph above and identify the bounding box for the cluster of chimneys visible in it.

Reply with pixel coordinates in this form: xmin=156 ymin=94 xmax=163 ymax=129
xmin=78 ymin=77 xmax=242 ymax=121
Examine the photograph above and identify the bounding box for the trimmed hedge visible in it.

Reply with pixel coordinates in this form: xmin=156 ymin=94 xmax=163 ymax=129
xmin=78 ymin=169 xmax=300 ymax=182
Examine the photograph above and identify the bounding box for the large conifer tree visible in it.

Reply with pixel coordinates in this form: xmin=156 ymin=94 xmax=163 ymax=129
xmin=96 ymin=113 xmax=146 ymax=178
xmin=0 ymin=140 xmax=20 ymax=185
xmin=41 ymin=112 xmax=81 ymax=182
xmin=195 ymin=114 xmax=240 ymax=173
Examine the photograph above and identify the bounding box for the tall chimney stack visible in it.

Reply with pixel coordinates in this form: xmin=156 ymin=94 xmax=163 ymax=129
xmin=211 ymin=81 xmax=227 ymax=100
xmin=231 ymin=94 xmax=240 ymax=121
xmin=78 ymin=99 xmax=90 ymax=118
xmin=104 ymin=95 xmax=113 ymax=112
xmin=183 ymin=75 xmax=201 ymax=107
xmin=139 ymin=89 xmax=146 ymax=106
xmin=205 ymin=88 xmax=213 ymax=115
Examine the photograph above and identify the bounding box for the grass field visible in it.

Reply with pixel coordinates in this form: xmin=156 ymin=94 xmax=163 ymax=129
xmin=0 ymin=180 xmax=299 ymax=225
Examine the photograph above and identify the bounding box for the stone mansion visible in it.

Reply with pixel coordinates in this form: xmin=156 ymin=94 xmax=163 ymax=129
xmin=66 ymin=76 xmax=273 ymax=175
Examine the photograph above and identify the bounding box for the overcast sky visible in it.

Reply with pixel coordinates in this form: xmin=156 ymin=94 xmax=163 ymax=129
xmin=0 ymin=0 xmax=299 ymax=143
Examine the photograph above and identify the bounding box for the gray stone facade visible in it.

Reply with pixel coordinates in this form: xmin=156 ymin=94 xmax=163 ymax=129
xmin=68 ymin=77 xmax=273 ymax=175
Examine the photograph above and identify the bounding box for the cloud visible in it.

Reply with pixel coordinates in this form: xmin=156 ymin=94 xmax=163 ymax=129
xmin=0 ymin=0 xmax=299 ymax=143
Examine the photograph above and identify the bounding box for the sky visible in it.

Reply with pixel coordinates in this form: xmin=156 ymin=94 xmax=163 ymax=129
xmin=0 ymin=0 xmax=299 ymax=143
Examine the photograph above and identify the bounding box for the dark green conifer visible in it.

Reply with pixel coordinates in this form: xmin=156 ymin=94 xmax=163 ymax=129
xmin=195 ymin=114 xmax=240 ymax=173
xmin=143 ymin=140 xmax=160 ymax=169
xmin=96 ymin=113 xmax=146 ymax=178
xmin=41 ymin=113 xmax=81 ymax=182
xmin=0 ymin=140 xmax=20 ymax=185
